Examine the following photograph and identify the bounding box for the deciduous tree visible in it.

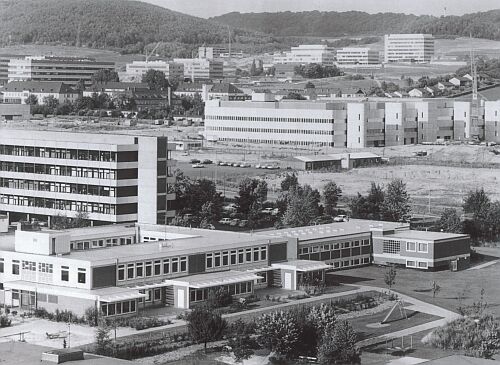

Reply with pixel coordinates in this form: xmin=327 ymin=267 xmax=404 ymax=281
xmin=187 ymin=306 xmax=227 ymax=352
xmin=381 ymin=179 xmax=411 ymax=222
xmin=317 ymin=320 xmax=360 ymax=364
xmin=323 ymin=181 xmax=342 ymax=216
xmin=256 ymin=310 xmax=300 ymax=358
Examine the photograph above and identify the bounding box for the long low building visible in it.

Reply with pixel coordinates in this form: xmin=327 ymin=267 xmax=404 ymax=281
xmin=0 ymin=219 xmax=469 ymax=316
xmin=205 ymin=94 xmax=499 ymax=147
xmin=288 ymin=152 xmax=381 ymax=171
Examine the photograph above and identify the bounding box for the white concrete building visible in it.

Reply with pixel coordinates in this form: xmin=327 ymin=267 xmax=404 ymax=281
xmin=172 ymin=58 xmax=224 ymax=80
xmin=336 ymin=48 xmax=380 ymax=65
xmin=274 ymin=45 xmax=335 ymax=66
xmin=198 ymin=47 xmax=227 ymax=60
xmin=0 ymin=129 xmax=176 ymax=225
xmin=1 ymin=81 xmax=80 ymax=105
xmin=384 ymin=34 xmax=434 ymax=63
xmin=123 ymin=61 xmax=184 ymax=82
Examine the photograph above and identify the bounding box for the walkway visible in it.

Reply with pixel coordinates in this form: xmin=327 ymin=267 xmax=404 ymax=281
xmin=467 ymin=259 xmax=500 ymax=270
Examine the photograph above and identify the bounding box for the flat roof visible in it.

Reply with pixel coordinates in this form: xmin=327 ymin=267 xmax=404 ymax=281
xmin=164 ymin=270 xmax=262 ymax=288
xmin=294 ymin=152 xmax=380 ymax=162
xmin=260 ymin=219 xmax=409 ymax=242
xmin=382 ymin=230 xmax=468 ymax=241
xmin=272 ymin=260 xmax=331 ymax=272
xmin=0 ymin=342 xmax=131 ymax=365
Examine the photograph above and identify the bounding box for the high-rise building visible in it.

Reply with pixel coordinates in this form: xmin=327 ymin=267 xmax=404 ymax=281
xmin=384 ymin=34 xmax=434 ymax=63
xmin=0 ymin=55 xmax=24 ymax=86
xmin=8 ymin=56 xmax=115 ymax=86
xmin=274 ymin=45 xmax=335 ymax=66
xmin=198 ymin=46 xmax=227 ymax=60
xmin=173 ymin=58 xmax=224 ymax=80
xmin=123 ymin=60 xmax=184 ymax=82
xmin=336 ymin=48 xmax=380 ymax=65
xmin=0 ymin=130 xmax=176 ymax=225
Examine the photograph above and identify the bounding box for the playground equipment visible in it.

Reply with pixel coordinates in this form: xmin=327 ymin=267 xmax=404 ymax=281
xmin=381 ymin=298 xmax=408 ymax=324
xmin=386 ymin=335 xmax=413 ymax=355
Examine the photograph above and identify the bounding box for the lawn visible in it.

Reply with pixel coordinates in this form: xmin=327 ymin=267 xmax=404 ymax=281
xmin=327 ymin=250 xmax=500 ymax=320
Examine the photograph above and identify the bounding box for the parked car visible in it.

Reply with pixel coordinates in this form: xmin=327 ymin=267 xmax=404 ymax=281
xmin=413 ymin=151 xmax=427 ymax=157
xmin=334 ymin=215 xmax=348 ymax=222
xmin=192 ymin=163 xmax=204 ymax=168
xmin=202 ymin=159 xmax=213 ymax=164
xmin=218 ymin=218 xmax=232 ymax=225
xmin=255 ymin=164 xmax=262 ymax=169
xmin=238 ymin=220 xmax=248 ymax=228
xmin=190 ymin=158 xmax=201 ymax=164
xmin=229 ymin=218 xmax=241 ymax=227
xmin=261 ymin=207 xmax=274 ymax=214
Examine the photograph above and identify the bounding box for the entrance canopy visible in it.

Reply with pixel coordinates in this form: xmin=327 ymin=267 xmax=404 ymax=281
xmin=99 ymin=291 xmax=146 ymax=303
xmin=271 ymin=260 xmax=330 ymax=272
xmin=163 ymin=270 xmax=262 ymax=289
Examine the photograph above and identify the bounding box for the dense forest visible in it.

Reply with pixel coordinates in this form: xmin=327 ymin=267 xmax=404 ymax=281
xmin=211 ymin=10 xmax=500 ymax=40
xmin=0 ymin=0 xmax=274 ymax=55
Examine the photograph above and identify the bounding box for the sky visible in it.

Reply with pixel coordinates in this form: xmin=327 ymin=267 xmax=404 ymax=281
xmin=143 ymin=0 xmax=500 ymax=18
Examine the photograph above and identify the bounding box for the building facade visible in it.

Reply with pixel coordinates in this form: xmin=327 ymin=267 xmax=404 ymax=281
xmin=198 ymin=47 xmax=228 ymax=60
xmin=274 ymin=45 xmax=335 ymax=66
xmin=123 ymin=61 xmax=184 ymax=82
xmin=0 ymin=219 xmax=469 ymax=316
xmin=172 ymin=58 xmax=224 ymax=81
xmin=336 ymin=48 xmax=380 ymax=65
xmin=8 ymin=56 xmax=115 ymax=86
xmin=0 ymin=130 xmax=176 ymax=225
xmin=384 ymin=34 xmax=434 ymax=63
xmin=2 ymin=81 xmax=80 ymax=105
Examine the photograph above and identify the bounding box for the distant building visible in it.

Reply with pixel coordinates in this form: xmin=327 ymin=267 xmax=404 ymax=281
xmin=384 ymin=34 xmax=434 ymax=63
xmin=123 ymin=60 xmax=184 ymax=82
xmin=0 ymin=55 xmax=24 ymax=86
xmin=82 ymin=82 xmax=150 ymax=98
xmin=449 ymin=76 xmax=470 ymax=87
xmin=289 ymin=152 xmax=381 ymax=171
xmin=0 ymin=104 xmax=31 ymax=120
xmin=336 ymin=48 xmax=380 ymax=65
xmin=173 ymin=58 xmax=224 ymax=81
xmin=2 ymin=81 xmax=79 ymax=105
xmin=8 ymin=56 xmax=115 ymax=86
xmin=203 ymin=83 xmax=248 ymax=101
xmin=198 ymin=46 xmax=227 ymax=60
xmin=0 ymin=129 xmax=176 ymax=225
xmin=274 ymin=45 xmax=335 ymax=66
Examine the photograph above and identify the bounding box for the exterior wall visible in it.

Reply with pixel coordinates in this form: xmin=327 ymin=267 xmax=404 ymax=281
xmin=484 ymin=101 xmax=500 ymax=143
xmin=173 ymin=59 xmax=223 ymax=80
xmin=347 ymin=103 xmax=367 ymax=148
xmin=384 ymin=34 xmax=434 ymax=63
xmin=274 ymin=45 xmax=335 ymax=66
xmin=0 ymin=104 xmax=30 ymax=120
xmin=385 ymin=102 xmax=405 ymax=146
xmin=124 ymin=61 xmax=184 ymax=81
xmin=454 ymin=102 xmax=472 ymax=140
xmin=336 ymin=48 xmax=379 ymax=65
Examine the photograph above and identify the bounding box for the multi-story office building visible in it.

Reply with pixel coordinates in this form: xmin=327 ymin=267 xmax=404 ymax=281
xmin=0 ymin=130 xmax=176 ymax=225
xmin=274 ymin=45 xmax=335 ymax=66
xmin=336 ymin=48 xmax=380 ymax=65
xmin=384 ymin=34 xmax=434 ymax=63
xmin=205 ymin=95 xmax=497 ymax=147
xmin=0 ymin=55 xmax=24 ymax=86
xmin=8 ymin=56 xmax=115 ymax=86
xmin=123 ymin=61 xmax=184 ymax=82
xmin=0 ymin=219 xmax=469 ymax=316
xmin=2 ymin=81 xmax=80 ymax=105
xmin=198 ymin=46 xmax=228 ymax=60
xmin=172 ymin=58 xmax=224 ymax=81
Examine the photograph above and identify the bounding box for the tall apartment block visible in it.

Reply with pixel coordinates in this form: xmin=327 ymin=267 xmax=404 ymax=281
xmin=384 ymin=34 xmax=434 ymax=63
xmin=8 ymin=56 xmax=115 ymax=86
xmin=205 ymin=95 xmax=497 ymax=147
xmin=172 ymin=58 xmax=224 ymax=81
xmin=0 ymin=130 xmax=176 ymax=225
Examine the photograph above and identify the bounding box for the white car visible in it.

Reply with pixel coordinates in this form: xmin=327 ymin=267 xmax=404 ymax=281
xmin=334 ymin=215 xmax=348 ymax=222
xmin=218 ymin=218 xmax=232 ymax=225
xmin=192 ymin=163 xmax=204 ymax=168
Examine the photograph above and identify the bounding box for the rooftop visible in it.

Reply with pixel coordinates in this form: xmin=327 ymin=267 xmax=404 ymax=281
xmin=293 ymin=152 xmax=380 ymax=162
xmin=259 ymin=219 xmax=409 ymax=242
xmin=164 ymin=270 xmax=262 ymax=288
xmin=382 ymin=230 xmax=468 ymax=241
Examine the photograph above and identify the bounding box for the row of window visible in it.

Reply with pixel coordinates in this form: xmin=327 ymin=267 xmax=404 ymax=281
xmin=0 ymin=194 xmax=120 ymax=215
xmin=0 ymin=178 xmax=123 ymax=197
xmin=382 ymin=240 xmax=429 ymax=254
xmin=206 ymin=247 xmax=267 ymax=269
xmin=0 ymin=161 xmax=126 ymax=180
xmin=0 ymin=144 xmax=138 ymax=163
xmin=6 ymin=259 xmax=87 ymax=284
xmin=329 ymin=257 xmax=370 ymax=268
xmin=206 ymin=126 xmax=335 ymax=135
xmin=70 ymin=236 xmax=136 ymax=251
xmin=117 ymin=256 xmax=188 ymax=281
xmin=217 ymin=138 xmax=337 ymax=147
xmin=406 ymin=260 xmax=428 ymax=269
xmin=189 ymin=281 xmax=253 ymax=303
xmin=101 ymin=300 xmax=137 ymax=316
xmin=206 ymin=115 xmax=336 ymax=124
xmin=406 ymin=241 xmax=429 ymax=253
xmin=299 ymin=239 xmax=370 ymax=255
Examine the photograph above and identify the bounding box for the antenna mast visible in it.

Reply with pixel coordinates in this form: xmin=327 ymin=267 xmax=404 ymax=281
xmin=470 ymin=34 xmax=479 ymax=140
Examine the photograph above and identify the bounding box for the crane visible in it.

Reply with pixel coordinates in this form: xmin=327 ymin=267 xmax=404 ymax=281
xmin=145 ymin=42 xmax=161 ymax=62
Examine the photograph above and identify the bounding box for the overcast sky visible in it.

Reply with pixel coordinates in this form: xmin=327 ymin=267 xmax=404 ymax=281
xmin=143 ymin=0 xmax=500 ymax=18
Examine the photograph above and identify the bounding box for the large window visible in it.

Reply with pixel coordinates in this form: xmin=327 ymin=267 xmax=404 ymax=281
xmin=136 ymin=262 xmax=144 ymax=278
xmin=12 ymin=260 xmax=19 ymax=275
xmin=162 ymin=259 xmax=170 ymax=274
xmin=406 ymin=242 xmax=416 ymax=252
xmin=117 ymin=265 xmax=125 ymax=281
xmin=382 ymin=240 xmax=401 ymax=254
xmin=61 ymin=266 xmax=69 ymax=281
xmin=127 ymin=263 xmax=135 ymax=279
xmin=418 ymin=243 xmax=428 ymax=253
xmin=77 ymin=268 xmax=86 ymax=284
xmin=145 ymin=261 xmax=152 ymax=277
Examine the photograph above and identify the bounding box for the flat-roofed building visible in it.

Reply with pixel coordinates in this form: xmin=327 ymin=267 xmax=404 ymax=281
xmin=8 ymin=56 xmax=115 ymax=86
xmin=173 ymin=58 xmax=224 ymax=81
xmin=0 ymin=55 xmax=24 ymax=86
xmin=123 ymin=60 xmax=184 ymax=82
xmin=336 ymin=48 xmax=380 ymax=65
xmin=198 ymin=46 xmax=227 ymax=60
xmin=0 ymin=129 xmax=176 ymax=225
xmin=384 ymin=34 xmax=434 ymax=63
xmin=274 ymin=45 xmax=335 ymax=66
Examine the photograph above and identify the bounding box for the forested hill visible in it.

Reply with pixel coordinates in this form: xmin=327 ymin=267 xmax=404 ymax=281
xmin=211 ymin=10 xmax=500 ymax=40
xmin=0 ymin=0 xmax=268 ymax=55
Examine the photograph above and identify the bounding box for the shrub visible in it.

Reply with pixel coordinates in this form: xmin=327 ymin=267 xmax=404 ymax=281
xmin=110 ymin=316 xmax=170 ymax=330
xmin=0 ymin=315 xmax=11 ymax=328
xmin=207 ymin=287 xmax=232 ymax=308
xmin=256 ymin=310 xmax=300 ymax=358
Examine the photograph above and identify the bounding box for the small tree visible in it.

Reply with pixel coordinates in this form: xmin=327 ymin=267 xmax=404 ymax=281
xmin=187 ymin=305 xmax=227 ymax=353
xmin=281 ymin=173 xmax=299 ymax=191
xmin=438 ymin=208 xmax=462 ymax=233
xmin=323 ymin=181 xmax=342 ymax=216
xmin=432 ymin=281 xmax=441 ymax=298
xmin=307 ymin=303 xmax=336 ymax=336
xmin=317 ymin=320 xmax=360 ymax=364
xmin=228 ymin=319 xmax=257 ymax=362
xmin=256 ymin=310 xmax=300 ymax=358
xmin=95 ymin=321 xmax=112 ymax=355
xmin=25 ymin=94 xmax=38 ymax=105
xmin=384 ymin=265 xmax=397 ymax=290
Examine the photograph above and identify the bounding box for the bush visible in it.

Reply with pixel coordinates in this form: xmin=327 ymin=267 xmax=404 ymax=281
xmin=207 ymin=287 xmax=232 ymax=308
xmin=110 ymin=316 xmax=170 ymax=330
xmin=0 ymin=315 xmax=11 ymax=328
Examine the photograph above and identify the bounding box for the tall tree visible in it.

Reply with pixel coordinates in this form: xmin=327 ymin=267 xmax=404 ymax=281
xmin=187 ymin=306 xmax=227 ymax=353
xmin=317 ymin=321 xmax=360 ymax=364
xmin=142 ymin=69 xmax=170 ymax=91
xmin=281 ymin=173 xmax=299 ymax=191
xmin=92 ymin=69 xmax=119 ymax=83
xmin=381 ymin=179 xmax=411 ymax=222
xmin=236 ymin=178 xmax=266 ymax=215
xmin=349 ymin=182 xmax=384 ymax=220
xmin=43 ymin=95 xmax=59 ymax=114
xmin=463 ymin=188 xmax=490 ymax=219
xmin=438 ymin=208 xmax=462 ymax=233
xmin=282 ymin=185 xmax=321 ymax=227
xmin=323 ymin=181 xmax=342 ymax=216
xmin=257 ymin=310 xmax=300 ymax=358
xmin=384 ymin=265 xmax=397 ymax=290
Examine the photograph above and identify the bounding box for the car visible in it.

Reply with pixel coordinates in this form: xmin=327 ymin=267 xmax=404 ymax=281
xmin=192 ymin=163 xmax=204 ymax=168
xmin=190 ymin=158 xmax=201 ymax=164
xmin=232 ymin=163 xmax=240 ymax=167
xmin=238 ymin=220 xmax=248 ymax=228
xmin=413 ymin=151 xmax=427 ymax=157
xmin=229 ymin=218 xmax=240 ymax=226
xmin=183 ymin=213 xmax=194 ymax=221
xmin=202 ymin=159 xmax=213 ymax=164
xmin=333 ymin=215 xmax=348 ymax=222
xmin=255 ymin=164 xmax=262 ymax=169
xmin=261 ymin=207 xmax=274 ymax=214
xmin=218 ymin=218 xmax=231 ymax=225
